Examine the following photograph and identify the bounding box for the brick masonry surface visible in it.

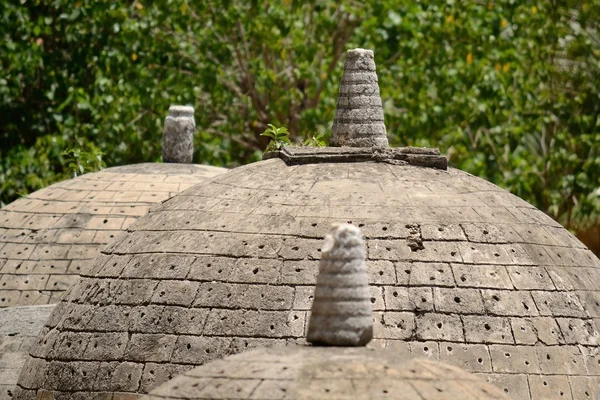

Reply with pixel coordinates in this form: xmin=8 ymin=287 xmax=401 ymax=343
xmin=0 ymin=163 xmax=225 ymax=307
xmin=143 ymin=346 xmax=509 ymax=399
xmin=14 ymin=158 xmax=600 ymax=400
xmin=0 ymin=305 xmax=53 ymax=400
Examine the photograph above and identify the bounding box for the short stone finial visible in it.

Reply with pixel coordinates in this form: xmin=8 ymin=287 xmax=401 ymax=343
xmin=330 ymin=49 xmax=388 ymax=148
xmin=307 ymin=223 xmax=373 ymax=346
xmin=162 ymin=105 xmax=195 ymax=163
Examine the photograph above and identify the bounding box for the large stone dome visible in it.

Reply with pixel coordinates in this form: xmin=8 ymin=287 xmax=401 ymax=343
xmin=0 ymin=163 xmax=225 ymax=307
xmin=15 ymin=151 xmax=600 ymax=400
xmin=143 ymin=346 xmax=509 ymax=400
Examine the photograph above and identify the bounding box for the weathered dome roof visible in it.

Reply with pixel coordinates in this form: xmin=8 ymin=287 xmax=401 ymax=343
xmin=143 ymin=346 xmax=509 ymax=400
xmin=15 ymin=154 xmax=600 ymax=400
xmin=0 ymin=163 xmax=225 ymax=307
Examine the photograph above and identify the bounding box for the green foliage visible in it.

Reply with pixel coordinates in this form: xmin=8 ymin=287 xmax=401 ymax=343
xmin=62 ymin=146 xmax=105 ymax=177
xmin=1 ymin=0 xmax=599 ymax=239
xmin=303 ymin=132 xmax=327 ymax=147
xmin=260 ymin=124 xmax=291 ymax=153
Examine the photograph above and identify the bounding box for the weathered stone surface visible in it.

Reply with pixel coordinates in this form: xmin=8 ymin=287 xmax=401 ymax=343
xmin=142 ymin=346 xmax=509 ymax=400
xmin=330 ymin=49 xmax=389 ymax=147
xmin=0 ymin=305 xmax=54 ymax=400
xmin=307 ymin=223 xmax=373 ymax=346
xmin=0 ymin=163 xmax=225 ymax=307
xmin=14 ymin=157 xmax=600 ymax=400
xmin=162 ymin=105 xmax=195 ymax=164
xmin=264 ymin=144 xmax=448 ymax=170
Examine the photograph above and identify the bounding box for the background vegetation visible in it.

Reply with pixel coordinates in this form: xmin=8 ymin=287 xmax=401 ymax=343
xmin=1 ymin=1 xmax=599 ymax=250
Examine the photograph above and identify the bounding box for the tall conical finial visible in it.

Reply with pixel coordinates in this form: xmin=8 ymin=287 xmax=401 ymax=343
xmin=307 ymin=223 xmax=373 ymax=346
xmin=330 ymin=49 xmax=388 ymax=148
xmin=162 ymin=105 xmax=195 ymax=163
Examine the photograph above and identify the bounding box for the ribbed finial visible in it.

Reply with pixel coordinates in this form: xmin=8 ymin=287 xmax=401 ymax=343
xmin=330 ymin=49 xmax=388 ymax=148
xmin=307 ymin=223 xmax=373 ymax=346
xmin=162 ymin=105 xmax=195 ymax=163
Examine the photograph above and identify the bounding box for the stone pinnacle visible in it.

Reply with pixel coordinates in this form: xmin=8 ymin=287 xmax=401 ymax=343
xmin=330 ymin=48 xmax=389 ymax=148
xmin=307 ymin=223 xmax=373 ymax=346
xmin=162 ymin=105 xmax=195 ymax=163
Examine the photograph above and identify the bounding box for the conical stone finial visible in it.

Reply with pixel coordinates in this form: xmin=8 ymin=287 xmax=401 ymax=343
xmin=162 ymin=105 xmax=195 ymax=163
xmin=330 ymin=49 xmax=388 ymax=148
xmin=307 ymin=223 xmax=373 ymax=346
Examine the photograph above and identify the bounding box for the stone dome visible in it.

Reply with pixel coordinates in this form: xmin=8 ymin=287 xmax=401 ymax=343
xmin=15 ymin=150 xmax=600 ymax=400
xmin=143 ymin=346 xmax=509 ymax=400
xmin=0 ymin=163 xmax=225 ymax=307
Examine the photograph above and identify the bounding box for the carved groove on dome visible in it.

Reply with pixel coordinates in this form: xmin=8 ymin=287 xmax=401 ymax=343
xmin=263 ymin=146 xmax=448 ymax=169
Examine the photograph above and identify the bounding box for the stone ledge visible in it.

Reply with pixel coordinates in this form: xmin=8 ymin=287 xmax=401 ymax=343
xmin=263 ymin=146 xmax=448 ymax=170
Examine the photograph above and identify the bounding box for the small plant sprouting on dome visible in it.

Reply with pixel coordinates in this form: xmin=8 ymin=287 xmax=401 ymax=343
xmin=260 ymin=124 xmax=291 ymax=153
xmin=261 ymin=124 xmax=326 ymax=153
xmin=303 ymin=132 xmax=326 ymax=147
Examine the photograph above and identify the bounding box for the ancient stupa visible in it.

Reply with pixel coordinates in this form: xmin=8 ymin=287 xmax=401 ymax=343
xmin=14 ymin=49 xmax=600 ymax=400
xmin=142 ymin=225 xmax=508 ymax=400
xmin=0 ymin=105 xmax=225 ymax=307
xmin=0 ymin=105 xmax=226 ymax=399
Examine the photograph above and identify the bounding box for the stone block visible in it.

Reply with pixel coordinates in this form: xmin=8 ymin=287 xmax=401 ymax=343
xmin=125 ymin=334 xmax=177 ymax=362
xmin=111 ymin=279 xmax=158 ymax=305
xmin=537 ymin=345 xmax=587 ymax=375
xmin=85 ymin=305 xmax=130 ymax=332
xmin=531 ymin=291 xmax=587 ymax=318
xmin=458 ymin=243 xmax=512 ymax=264
xmin=193 ymin=282 xmax=294 ymax=310
xmin=452 ymin=264 xmax=513 ymax=289
xmin=139 ymin=363 xmax=190 ymax=393
xmin=171 ymin=336 xmax=232 ymax=364
xmin=83 ymin=332 xmax=129 ymax=361
xmin=372 ymin=312 xmax=415 ymax=339
xmin=462 ymin=316 xmax=514 ymax=344
xmin=129 ymin=306 xmax=208 ymax=335
xmin=416 ymin=313 xmax=464 ymax=342
xmin=439 ymin=343 xmax=492 ymax=372
xmin=489 ymin=344 xmax=540 ymax=374
xmin=476 ymin=373 xmax=531 ymax=400
xmin=556 ymin=318 xmax=600 ymax=345
xmin=528 ymin=374 xmax=573 ymax=400
xmin=481 ymin=289 xmax=539 ymax=316
xmin=420 ymin=224 xmax=466 ymax=241
xmin=120 ymin=254 xmax=194 ymax=280
xmin=569 ymin=376 xmax=600 ymax=400
xmin=581 ymin=345 xmax=600 ymax=375
xmin=45 ymin=360 xmax=99 ymax=391
xmin=506 ymin=266 xmax=556 ymax=290
xmin=407 ymin=262 xmax=455 ymax=287
xmin=150 ymin=280 xmax=199 ymax=306
xmin=433 ymin=287 xmax=484 ymax=314
xmin=203 ymin=309 xmax=305 ymax=338
xmin=230 ymin=258 xmax=282 ymax=284
xmin=48 ymin=331 xmax=91 ymax=360
xmin=383 ymin=286 xmax=433 ymax=312
xmin=366 ymin=260 xmax=396 ymax=284
xmin=409 ymin=341 xmax=439 ymax=360
xmin=510 ymin=318 xmax=537 ymax=345
xmin=533 ymin=317 xmax=565 ymax=345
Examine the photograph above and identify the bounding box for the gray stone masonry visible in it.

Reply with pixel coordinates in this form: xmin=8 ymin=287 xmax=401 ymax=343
xmin=330 ymin=49 xmax=389 ymax=147
xmin=0 ymin=305 xmax=54 ymax=400
xmin=0 ymin=163 xmax=225 ymax=307
xmin=14 ymin=158 xmax=600 ymax=400
xmin=142 ymin=346 xmax=509 ymax=400
xmin=307 ymin=224 xmax=373 ymax=346
xmin=263 ymin=145 xmax=448 ymax=169
xmin=162 ymin=105 xmax=195 ymax=163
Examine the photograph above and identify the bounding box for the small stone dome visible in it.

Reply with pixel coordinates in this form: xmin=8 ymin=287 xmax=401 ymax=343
xmin=143 ymin=346 xmax=509 ymax=400
xmin=15 ymin=153 xmax=600 ymax=400
xmin=0 ymin=163 xmax=225 ymax=307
